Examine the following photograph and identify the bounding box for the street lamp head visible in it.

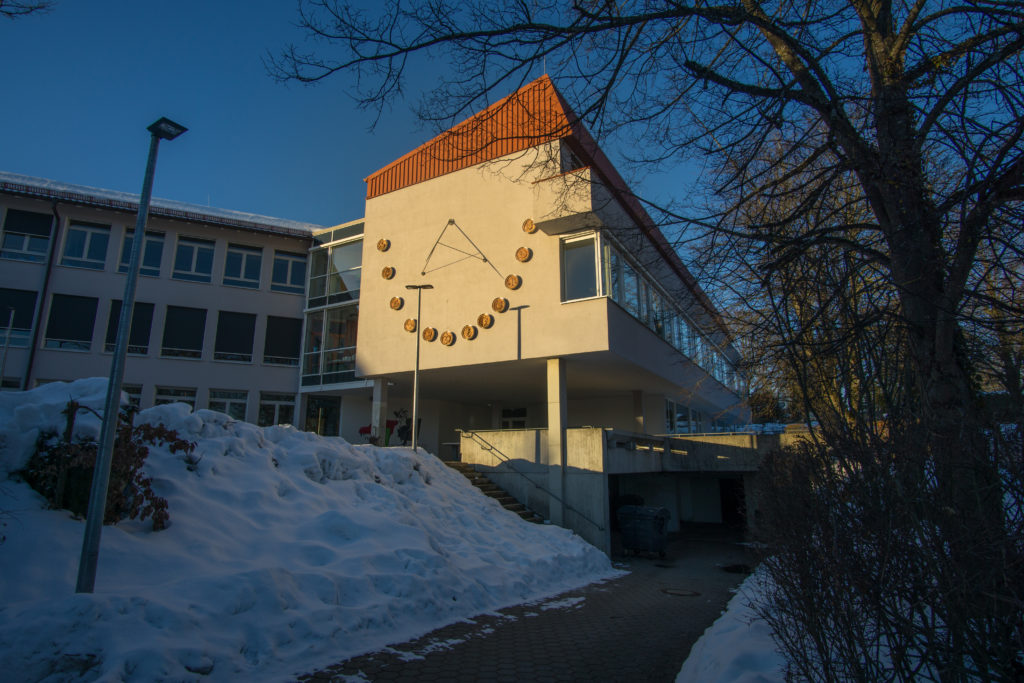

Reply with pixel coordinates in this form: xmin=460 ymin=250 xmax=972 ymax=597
xmin=147 ymin=117 xmax=188 ymax=140
xmin=405 ymin=284 xmax=434 ymax=290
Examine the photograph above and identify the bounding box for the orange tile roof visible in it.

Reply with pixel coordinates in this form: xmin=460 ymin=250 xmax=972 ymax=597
xmin=365 ymin=75 xmax=575 ymax=199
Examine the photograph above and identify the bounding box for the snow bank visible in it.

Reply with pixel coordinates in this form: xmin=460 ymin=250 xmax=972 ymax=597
xmin=676 ymin=571 xmax=786 ymax=683
xmin=0 ymin=379 xmax=616 ymax=682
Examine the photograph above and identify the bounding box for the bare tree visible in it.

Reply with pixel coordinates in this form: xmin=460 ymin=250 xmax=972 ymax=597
xmin=272 ymin=1 xmax=1024 ymax=678
xmin=0 ymin=1 xmax=52 ymax=19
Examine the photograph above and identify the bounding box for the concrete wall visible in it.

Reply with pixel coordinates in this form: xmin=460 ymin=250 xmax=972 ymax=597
xmin=358 ymin=143 xmax=613 ymax=379
xmin=460 ymin=427 xmax=610 ymax=553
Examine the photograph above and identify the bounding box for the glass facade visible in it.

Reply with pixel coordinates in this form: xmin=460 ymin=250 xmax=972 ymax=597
xmin=302 ymin=229 xmax=362 ymax=387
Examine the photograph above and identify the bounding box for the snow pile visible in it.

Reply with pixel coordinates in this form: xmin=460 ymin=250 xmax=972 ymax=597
xmin=676 ymin=572 xmax=786 ymax=683
xmin=0 ymin=379 xmax=615 ymax=682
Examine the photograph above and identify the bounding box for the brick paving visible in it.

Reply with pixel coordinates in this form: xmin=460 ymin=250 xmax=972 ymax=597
xmin=292 ymin=527 xmax=755 ymax=683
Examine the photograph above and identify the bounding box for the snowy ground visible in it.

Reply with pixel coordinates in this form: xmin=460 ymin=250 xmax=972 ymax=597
xmin=676 ymin=572 xmax=786 ymax=682
xmin=0 ymin=379 xmax=618 ymax=682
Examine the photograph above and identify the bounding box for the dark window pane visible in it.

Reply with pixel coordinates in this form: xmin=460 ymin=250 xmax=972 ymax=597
xmin=264 ymin=316 xmax=302 ymax=364
xmin=86 ymin=232 xmax=109 ymax=261
xmin=3 ymin=209 xmax=52 ymax=237
xmin=45 ymin=294 xmax=98 ymax=348
xmin=0 ymin=287 xmax=37 ymax=328
xmin=105 ymin=301 xmax=154 ymax=352
xmin=310 ymin=249 xmax=328 ymax=277
xmin=65 ymin=230 xmax=86 ymax=258
xmin=162 ymin=306 xmax=206 ymax=357
xmin=290 ymin=259 xmax=306 ymax=286
xmin=214 ymin=310 xmax=256 ymax=361
xmin=243 ymin=254 xmax=261 ymax=280
xmin=225 ymin=251 xmax=242 ymax=277
xmin=143 ymin=237 xmax=163 ymax=271
xmin=195 ymin=247 xmax=213 ymax=274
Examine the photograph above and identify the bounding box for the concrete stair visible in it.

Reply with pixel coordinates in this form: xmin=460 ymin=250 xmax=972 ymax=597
xmin=445 ymin=461 xmax=544 ymax=524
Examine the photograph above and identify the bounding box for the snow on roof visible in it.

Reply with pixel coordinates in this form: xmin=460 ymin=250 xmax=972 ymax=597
xmin=0 ymin=171 xmax=326 ymax=239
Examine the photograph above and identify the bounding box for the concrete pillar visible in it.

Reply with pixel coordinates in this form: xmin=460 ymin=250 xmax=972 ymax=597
xmin=371 ymin=379 xmax=389 ymax=444
xmin=546 ymin=358 xmax=567 ymax=525
xmin=632 ymin=390 xmax=645 ymax=433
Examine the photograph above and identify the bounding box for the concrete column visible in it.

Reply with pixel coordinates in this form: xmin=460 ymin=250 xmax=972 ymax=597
xmin=371 ymin=379 xmax=389 ymax=443
xmin=546 ymin=358 xmax=567 ymax=526
xmin=632 ymin=390 xmax=645 ymax=433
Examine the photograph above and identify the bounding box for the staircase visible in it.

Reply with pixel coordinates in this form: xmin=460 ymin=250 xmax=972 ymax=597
xmin=445 ymin=461 xmax=544 ymax=524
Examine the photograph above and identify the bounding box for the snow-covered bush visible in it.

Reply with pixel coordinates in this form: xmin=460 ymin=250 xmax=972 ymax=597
xmin=18 ymin=400 xmax=194 ymax=530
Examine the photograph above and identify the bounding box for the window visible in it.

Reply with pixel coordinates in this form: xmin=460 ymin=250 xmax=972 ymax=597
xmin=122 ymin=384 xmax=142 ymax=408
xmin=213 ymin=311 xmax=256 ymax=362
xmin=44 ymin=294 xmax=98 ymax=350
xmin=161 ymin=305 xmax=206 ymax=358
xmin=104 ymin=300 xmax=154 ymax=354
xmin=258 ymin=392 xmax=295 ymax=426
xmin=1 ymin=208 xmax=51 ymax=262
xmin=308 ymin=239 xmax=361 ymax=308
xmin=118 ymin=231 xmax=164 ymax=277
xmin=561 ymin=235 xmax=599 ymax=301
xmin=172 ymin=237 xmax=215 ymax=282
xmin=302 ymin=304 xmax=358 ymax=386
xmin=501 ymin=408 xmax=527 ymax=429
xmin=208 ymin=389 xmax=247 ymax=420
xmin=263 ymin=316 xmax=302 ymax=365
xmin=0 ymin=287 xmax=37 ymax=348
xmin=154 ymin=386 xmax=196 ymax=408
xmin=271 ymin=251 xmax=306 ymax=294
xmin=61 ymin=222 xmax=110 ymax=270
xmin=223 ymin=244 xmax=262 ymax=289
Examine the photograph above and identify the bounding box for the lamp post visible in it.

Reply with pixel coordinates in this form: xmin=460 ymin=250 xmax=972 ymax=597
xmin=404 ymin=284 xmax=433 ymax=452
xmin=76 ymin=117 xmax=187 ymax=594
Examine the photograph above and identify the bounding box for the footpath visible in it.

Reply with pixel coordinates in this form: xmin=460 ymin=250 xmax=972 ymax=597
xmin=294 ymin=526 xmax=756 ymax=683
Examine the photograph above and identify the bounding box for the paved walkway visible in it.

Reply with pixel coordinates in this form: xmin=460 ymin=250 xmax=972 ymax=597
xmin=293 ymin=527 xmax=756 ymax=682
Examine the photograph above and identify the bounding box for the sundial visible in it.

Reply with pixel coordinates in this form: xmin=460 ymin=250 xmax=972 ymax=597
xmin=377 ymin=218 xmax=537 ymax=347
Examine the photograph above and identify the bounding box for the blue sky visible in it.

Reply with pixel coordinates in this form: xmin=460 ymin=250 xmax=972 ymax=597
xmin=0 ymin=1 xmax=436 ymax=227
xmin=0 ymin=1 xmax=691 ymax=229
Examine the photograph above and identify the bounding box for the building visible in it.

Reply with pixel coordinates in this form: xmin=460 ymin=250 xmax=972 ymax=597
xmin=298 ymin=76 xmax=750 ymax=552
xmin=1 ymin=76 xmax=752 ymax=553
xmin=0 ymin=171 xmax=319 ymax=424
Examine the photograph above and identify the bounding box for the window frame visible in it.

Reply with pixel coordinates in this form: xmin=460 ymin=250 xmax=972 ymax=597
xmin=222 ymin=243 xmax=263 ymax=289
xmin=1 ymin=208 xmax=52 ymax=263
xmin=271 ymin=250 xmax=307 ymax=294
xmin=154 ymin=386 xmax=196 ymax=408
xmin=263 ymin=315 xmax=302 ymax=366
xmin=161 ymin=305 xmax=207 ymax=359
xmin=44 ymin=293 xmax=99 ymax=351
xmin=61 ymin=221 xmax=110 ymax=270
xmin=257 ymin=392 xmax=295 ymax=427
xmin=0 ymin=287 xmax=38 ymax=348
xmin=208 ymin=389 xmax=248 ymax=420
xmin=213 ymin=310 xmax=256 ymax=363
xmin=559 ymin=232 xmax=601 ymax=302
xmin=118 ymin=230 xmax=164 ymax=277
xmin=104 ymin=300 xmax=155 ymax=355
xmin=172 ymin=236 xmax=215 ymax=283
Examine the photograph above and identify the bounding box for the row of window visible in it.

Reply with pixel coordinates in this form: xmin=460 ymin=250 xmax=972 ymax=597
xmin=120 ymin=385 xmax=294 ymax=426
xmin=0 ymin=207 xmax=307 ymax=294
xmin=0 ymin=287 xmax=301 ymax=365
xmin=559 ymin=231 xmax=743 ymax=393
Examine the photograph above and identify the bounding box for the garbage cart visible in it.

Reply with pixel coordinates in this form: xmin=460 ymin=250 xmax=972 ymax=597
xmin=617 ymin=505 xmax=670 ymax=557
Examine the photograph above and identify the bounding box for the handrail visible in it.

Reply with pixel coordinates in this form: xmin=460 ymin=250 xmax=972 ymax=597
xmin=457 ymin=429 xmax=605 ymax=532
